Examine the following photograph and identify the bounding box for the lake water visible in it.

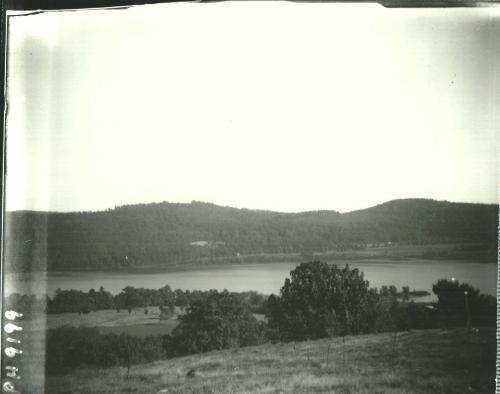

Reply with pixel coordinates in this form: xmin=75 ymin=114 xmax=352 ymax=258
xmin=5 ymin=259 xmax=497 ymax=301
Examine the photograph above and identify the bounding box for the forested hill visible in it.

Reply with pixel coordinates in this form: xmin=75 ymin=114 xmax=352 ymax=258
xmin=4 ymin=199 xmax=498 ymax=272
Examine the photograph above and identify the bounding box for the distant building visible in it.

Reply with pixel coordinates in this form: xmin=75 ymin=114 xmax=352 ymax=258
xmin=190 ymin=241 xmax=209 ymax=247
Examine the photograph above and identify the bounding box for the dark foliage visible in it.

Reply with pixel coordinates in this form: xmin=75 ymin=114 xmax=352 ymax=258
xmin=5 ymin=199 xmax=498 ymax=272
xmin=405 ymin=302 xmax=438 ymax=329
xmin=265 ymin=261 xmax=441 ymax=341
xmin=171 ymin=290 xmax=264 ymax=356
xmin=432 ymin=279 xmax=496 ymax=328
xmin=6 ymin=286 xmax=268 ymax=319
xmin=46 ymin=326 xmax=168 ymax=375
xmin=46 ymin=285 xmax=176 ymax=314
xmin=266 ymin=262 xmax=375 ymax=341
xmin=47 ymin=288 xmax=112 ymax=314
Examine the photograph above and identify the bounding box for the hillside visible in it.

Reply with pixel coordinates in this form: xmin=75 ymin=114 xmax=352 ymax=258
xmin=4 ymin=199 xmax=498 ymax=272
xmin=45 ymin=328 xmax=495 ymax=394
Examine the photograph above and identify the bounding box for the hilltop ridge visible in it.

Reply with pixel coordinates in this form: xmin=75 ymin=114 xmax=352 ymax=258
xmin=4 ymin=198 xmax=498 ymax=272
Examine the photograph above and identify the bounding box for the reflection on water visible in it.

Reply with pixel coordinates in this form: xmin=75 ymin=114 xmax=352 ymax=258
xmin=5 ymin=259 xmax=497 ymax=301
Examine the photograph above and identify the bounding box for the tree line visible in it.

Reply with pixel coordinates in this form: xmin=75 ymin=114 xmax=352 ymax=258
xmin=38 ymin=261 xmax=496 ymax=375
xmin=4 ymin=287 xmax=267 ymax=316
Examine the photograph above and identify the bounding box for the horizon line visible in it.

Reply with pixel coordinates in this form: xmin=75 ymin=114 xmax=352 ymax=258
xmin=5 ymin=197 xmax=499 ymax=216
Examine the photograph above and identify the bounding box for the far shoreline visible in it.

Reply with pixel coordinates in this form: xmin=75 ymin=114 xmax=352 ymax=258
xmin=9 ymin=256 xmax=497 ymax=277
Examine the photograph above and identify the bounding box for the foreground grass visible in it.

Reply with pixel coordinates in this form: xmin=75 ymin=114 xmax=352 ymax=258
xmin=46 ymin=328 xmax=495 ymax=394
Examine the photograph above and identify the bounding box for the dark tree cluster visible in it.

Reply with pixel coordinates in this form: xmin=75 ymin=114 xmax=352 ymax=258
xmin=44 ymin=285 xmax=176 ymax=315
xmin=264 ymin=262 xmax=495 ymax=342
xmin=265 ymin=262 xmax=434 ymax=341
xmin=5 ymin=199 xmax=498 ymax=272
xmin=114 ymin=285 xmax=176 ymax=314
xmin=47 ymin=287 xmax=114 ymax=314
xmin=5 ymin=286 xmax=269 ymax=319
xmin=46 ymin=327 xmax=168 ymax=375
xmin=432 ymin=279 xmax=496 ymax=328
xmin=266 ymin=262 xmax=370 ymax=340
xmin=171 ymin=290 xmax=265 ymax=356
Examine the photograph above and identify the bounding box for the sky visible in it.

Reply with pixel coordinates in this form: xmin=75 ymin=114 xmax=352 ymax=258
xmin=5 ymin=4 xmax=499 ymax=213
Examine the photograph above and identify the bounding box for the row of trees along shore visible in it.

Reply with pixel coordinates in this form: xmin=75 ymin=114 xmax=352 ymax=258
xmin=6 ymin=286 xmax=268 ymax=316
xmin=6 ymin=262 xmax=496 ymax=375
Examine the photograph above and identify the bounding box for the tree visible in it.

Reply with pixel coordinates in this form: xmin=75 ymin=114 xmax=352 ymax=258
xmin=159 ymin=304 xmax=174 ymax=320
xmin=158 ymin=285 xmax=175 ymax=309
xmin=97 ymin=286 xmax=114 ymax=310
xmin=388 ymin=285 xmax=397 ymax=299
xmin=359 ymin=288 xmax=396 ymax=333
xmin=433 ymin=279 xmax=496 ymax=329
xmin=171 ymin=290 xmax=261 ymax=355
xmin=120 ymin=286 xmax=143 ymax=314
xmin=265 ymin=261 xmax=371 ymax=341
xmin=473 ymin=294 xmax=496 ymax=327
xmin=174 ymin=289 xmax=189 ymax=310
xmin=116 ymin=334 xmax=142 ymax=378
xmin=432 ymin=279 xmax=479 ymax=328
xmin=401 ymin=286 xmax=410 ymax=302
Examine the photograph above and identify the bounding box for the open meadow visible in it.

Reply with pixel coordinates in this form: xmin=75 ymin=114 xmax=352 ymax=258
xmin=23 ymin=307 xmax=266 ymax=337
xmin=46 ymin=307 xmax=181 ymax=337
xmin=46 ymin=328 xmax=495 ymax=394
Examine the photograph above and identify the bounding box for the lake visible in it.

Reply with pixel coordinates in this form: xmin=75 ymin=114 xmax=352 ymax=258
xmin=5 ymin=259 xmax=497 ymax=301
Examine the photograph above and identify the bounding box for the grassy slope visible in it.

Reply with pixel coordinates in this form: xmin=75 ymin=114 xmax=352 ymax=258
xmin=47 ymin=328 xmax=495 ymax=394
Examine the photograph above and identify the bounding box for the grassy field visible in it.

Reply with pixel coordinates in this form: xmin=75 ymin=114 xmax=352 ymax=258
xmin=46 ymin=307 xmax=180 ymax=336
xmin=32 ymin=308 xmax=266 ymax=337
xmin=46 ymin=328 xmax=495 ymax=394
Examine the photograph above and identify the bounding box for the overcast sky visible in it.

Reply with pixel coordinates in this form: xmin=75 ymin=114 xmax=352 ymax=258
xmin=5 ymin=4 xmax=499 ymax=213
